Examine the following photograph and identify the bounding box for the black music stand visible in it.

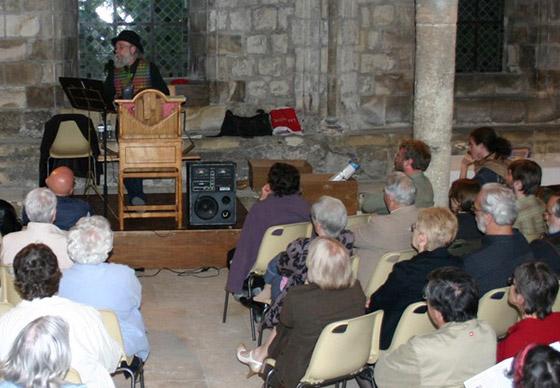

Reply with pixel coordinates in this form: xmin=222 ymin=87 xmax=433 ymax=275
xmin=59 ymin=77 xmax=116 ymax=218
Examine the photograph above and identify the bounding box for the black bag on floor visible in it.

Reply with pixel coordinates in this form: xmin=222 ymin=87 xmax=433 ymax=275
xmin=217 ymin=109 xmax=272 ymax=138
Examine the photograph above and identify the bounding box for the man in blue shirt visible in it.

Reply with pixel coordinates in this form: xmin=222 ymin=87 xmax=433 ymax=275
xmin=23 ymin=166 xmax=91 ymax=231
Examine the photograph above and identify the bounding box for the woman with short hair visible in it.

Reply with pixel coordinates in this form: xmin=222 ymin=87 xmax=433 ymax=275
xmin=366 ymin=207 xmax=463 ymax=349
xmin=497 ymin=261 xmax=560 ymax=361
xmin=263 ymin=237 xmax=364 ymax=387
xmin=0 ymin=315 xmax=85 ymax=388
xmin=226 ymin=162 xmax=310 ymax=295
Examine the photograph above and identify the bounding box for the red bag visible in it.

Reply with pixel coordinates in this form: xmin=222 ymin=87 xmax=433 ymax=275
xmin=269 ymin=108 xmax=302 ymax=135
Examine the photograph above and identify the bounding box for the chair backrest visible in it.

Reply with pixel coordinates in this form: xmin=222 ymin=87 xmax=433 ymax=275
xmin=553 ymin=283 xmax=560 ymax=313
xmin=346 ymin=214 xmax=370 ymax=233
xmin=251 ymin=221 xmax=311 ymax=275
xmin=387 ymin=302 xmax=437 ymax=351
xmin=115 ymin=89 xmax=185 ymax=139
xmin=364 ymin=249 xmax=416 ymax=298
xmin=0 ymin=301 xmax=13 ymax=317
xmin=49 ymin=120 xmax=91 ymax=157
xmin=98 ymin=309 xmax=128 ymax=364
xmin=350 ymin=255 xmax=360 ymax=281
xmin=300 ymin=313 xmax=376 ymax=385
xmin=478 ymin=287 xmax=519 ymax=338
xmin=64 ymin=368 xmax=82 ymax=384
xmin=0 ymin=265 xmax=22 ymax=305
xmin=367 ymin=310 xmax=385 ymax=364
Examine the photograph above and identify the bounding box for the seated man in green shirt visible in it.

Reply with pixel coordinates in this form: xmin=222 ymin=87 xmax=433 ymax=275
xmin=362 ymin=139 xmax=434 ymax=214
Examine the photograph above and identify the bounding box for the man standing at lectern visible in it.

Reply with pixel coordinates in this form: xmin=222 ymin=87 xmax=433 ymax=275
xmin=104 ymin=30 xmax=169 ymax=206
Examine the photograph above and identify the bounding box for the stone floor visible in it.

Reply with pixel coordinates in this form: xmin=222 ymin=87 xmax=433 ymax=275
xmin=115 ymin=269 xmax=359 ymax=388
xmin=112 ymin=269 xmax=264 ymax=388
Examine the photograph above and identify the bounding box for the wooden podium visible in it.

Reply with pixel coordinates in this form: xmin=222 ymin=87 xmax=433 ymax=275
xmin=115 ymin=89 xmax=186 ymax=230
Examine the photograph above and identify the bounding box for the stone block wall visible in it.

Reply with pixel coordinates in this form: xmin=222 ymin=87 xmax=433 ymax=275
xmin=454 ymin=0 xmax=560 ymax=125
xmin=0 ymin=0 xmax=77 ymax=195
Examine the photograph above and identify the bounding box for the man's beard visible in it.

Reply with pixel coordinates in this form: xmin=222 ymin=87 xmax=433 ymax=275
xmin=114 ymin=52 xmax=133 ymax=69
xmin=476 ymin=212 xmax=487 ymax=233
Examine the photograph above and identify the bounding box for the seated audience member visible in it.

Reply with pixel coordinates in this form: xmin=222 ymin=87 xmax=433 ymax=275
xmin=0 ymin=200 xmax=21 ymax=237
xmin=0 ymin=188 xmax=72 ymax=270
xmin=464 ymin=183 xmax=533 ymax=295
xmin=497 ymin=261 xmax=560 ymax=361
xmin=366 ymin=208 xmax=463 ymax=349
xmin=374 ymin=267 xmax=496 ymax=387
xmin=0 ymin=315 xmax=85 ymax=388
xmin=460 ymin=126 xmax=511 ymax=185
xmin=59 ymin=216 xmax=149 ymax=362
xmin=362 ymin=139 xmax=433 ymax=214
xmin=241 ymin=196 xmax=354 ymax=367
xmin=507 ymin=159 xmax=546 ymax=242
xmin=238 ymin=237 xmax=365 ymax=387
xmin=226 ymin=162 xmax=310 ymax=295
xmin=448 ymin=179 xmax=483 ymax=256
xmin=510 ymin=344 xmax=560 ymax=388
xmin=530 ymin=194 xmax=560 ymax=273
xmin=449 ymin=179 xmax=483 ymax=240
xmin=23 ymin=166 xmax=92 ymax=231
xmin=0 ymin=244 xmax=121 ymax=387
xmin=354 ymin=172 xmax=419 ymax=289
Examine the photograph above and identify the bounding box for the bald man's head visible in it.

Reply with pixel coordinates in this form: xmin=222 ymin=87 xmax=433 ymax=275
xmin=46 ymin=167 xmax=74 ymax=196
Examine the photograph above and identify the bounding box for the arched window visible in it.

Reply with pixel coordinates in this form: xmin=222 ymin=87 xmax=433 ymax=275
xmin=456 ymin=0 xmax=505 ymax=73
xmin=78 ymin=0 xmax=189 ymax=80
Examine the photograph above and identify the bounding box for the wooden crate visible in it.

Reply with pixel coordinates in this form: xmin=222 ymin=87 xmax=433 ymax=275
xmin=248 ymin=159 xmax=313 ymax=190
xmin=300 ymin=173 xmax=359 ymax=215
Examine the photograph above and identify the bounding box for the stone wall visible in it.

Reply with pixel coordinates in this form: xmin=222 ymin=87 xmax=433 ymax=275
xmin=0 ymin=0 xmax=77 ymax=196
xmin=454 ymin=0 xmax=560 ymax=125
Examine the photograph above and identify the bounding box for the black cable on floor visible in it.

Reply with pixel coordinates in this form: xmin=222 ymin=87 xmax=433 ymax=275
xmin=136 ymin=267 xmax=221 ymax=278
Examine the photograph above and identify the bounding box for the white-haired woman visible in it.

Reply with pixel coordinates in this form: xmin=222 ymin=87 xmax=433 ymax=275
xmin=264 ymin=237 xmax=364 ymax=387
xmin=0 ymin=315 xmax=85 ymax=388
xmin=58 ymin=216 xmax=149 ymax=363
xmin=238 ymin=196 xmax=354 ymax=371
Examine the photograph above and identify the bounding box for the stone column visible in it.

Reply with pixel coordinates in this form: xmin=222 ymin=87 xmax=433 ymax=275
xmin=325 ymin=0 xmax=339 ymax=128
xmin=413 ymin=0 xmax=458 ymax=206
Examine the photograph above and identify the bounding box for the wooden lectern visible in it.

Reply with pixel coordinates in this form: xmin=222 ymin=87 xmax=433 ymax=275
xmin=115 ymin=89 xmax=186 ymax=230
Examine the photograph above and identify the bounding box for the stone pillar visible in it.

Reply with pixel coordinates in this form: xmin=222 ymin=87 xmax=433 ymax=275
xmin=325 ymin=0 xmax=339 ymax=128
xmin=413 ymin=0 xmax=458 ymax=206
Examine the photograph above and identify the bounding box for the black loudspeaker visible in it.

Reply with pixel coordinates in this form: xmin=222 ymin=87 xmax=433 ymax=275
xmin=188 ymin=162 xmax=236 ymax=226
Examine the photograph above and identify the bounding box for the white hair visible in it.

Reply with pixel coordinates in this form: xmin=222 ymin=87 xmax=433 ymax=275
xmin=0 ymin=315 xmax=71 ymax=388
xmin=311 ymin=196 xmax=348 ymax=237
xmin=306 ymin=237 xmax=354 ymax=290
xmin=384 ymin=171 xmax=416 ymax=206
xmin=67 ymin=216 xmax=113 ymax=265
xmin=24 ymin=188 xmax=57 ymax=223
xmin=479 ymin=183 xmax=518 ymax=225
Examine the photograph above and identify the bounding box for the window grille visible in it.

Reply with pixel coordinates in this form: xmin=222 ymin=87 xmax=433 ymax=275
xmin=78 ymin=0 xmax=189 ymax=80
xmin=456 ymin=0 xmax=505 ymax=73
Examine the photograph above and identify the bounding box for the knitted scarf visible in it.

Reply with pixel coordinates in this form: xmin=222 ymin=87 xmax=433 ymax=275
xmin=113 ymin=59 xmax=151 ymax=98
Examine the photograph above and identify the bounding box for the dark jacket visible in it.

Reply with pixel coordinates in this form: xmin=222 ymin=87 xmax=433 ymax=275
xmin=367 ymin=247 xmax=463 ymax=349
xmin=464 ymin=229 xmax=533 ymax=295
xmin=268 ymin=282 xmax=365 ymax=388
xmin=530 ymin=231 xmax=560 ymax=274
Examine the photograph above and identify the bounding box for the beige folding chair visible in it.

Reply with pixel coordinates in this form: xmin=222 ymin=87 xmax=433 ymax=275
xmin=48 ymin=117 xmax=98 ymax=195
xmin=386 ymin=301 xmax=437 ymax=352
xmin=222 ymin=221 xmax=311 ymax=340
xmin=346 ymin=214 xmax=370 ymax=232
xmin=553 ymin=283 xmax=560 ymax=313
xmin=364 ymin=249 xmax=416 ymax=298
xmin=0 ymin=265 xmax=22 ymax=305
xmin=99 ymin=309 xmax=145 ymax=388
xmin=351 ymin=255 xmax=360 ymax=281
xmin=0 ymin=301 xmax=13 ymax=317
xmin=367 ymin=310 xmax=385 ymax=365
xmin=64 ymin=368 xmax=82 ymax=384
xmin=478 ymin=287 xmax=519 ymax=338
xmin=265 ymin=313 xmax=377 ymax=387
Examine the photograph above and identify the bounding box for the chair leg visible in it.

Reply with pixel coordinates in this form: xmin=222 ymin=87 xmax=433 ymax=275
xmin=257 ymin=323 xmax=264 ymax=346
xmin=248 ymin=277 xmax=256 ymax=341
xmin=222 ymin=290 xmax=229 ymax=323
